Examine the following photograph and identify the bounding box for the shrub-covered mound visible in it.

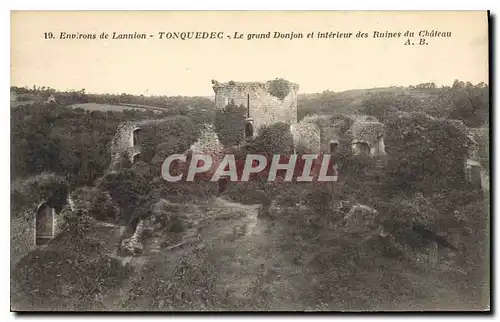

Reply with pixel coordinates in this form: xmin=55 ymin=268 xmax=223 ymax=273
xmin=11 ymin=213 xmax=132 ymax=311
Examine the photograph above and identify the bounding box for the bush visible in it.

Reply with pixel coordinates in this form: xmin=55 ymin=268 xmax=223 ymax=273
xmin=122 ymin=245 xmax=222 ymax=311
xmin=267 ymin=78 xmax=291 ymax=100
xmin=251 ymin=122 xmax=294 ymax=155
xmin=150 ymin=199 xmax=186 ymax=233
xmin=159 ymin=180 xmax=218 ymax=203
xmin=99 ymin=169 xmax=150 ymax=223
xmin=223 ymin=180 xmax=271 ymax=205
xmin=11 ymin=212 xmax=132 ymax=311
xmin=384 ymin=113 xmax=469 ymax=195
xmin=215 ymin=103 xmax=246 ymax=147
xmin=11 ymin=173 xmax=69 ymax=216
xmin=90 ymin=191 xmax=117 ymax=222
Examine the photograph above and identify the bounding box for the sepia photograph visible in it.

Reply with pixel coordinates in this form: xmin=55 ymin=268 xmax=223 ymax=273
xmin=9 ymin=10 xmax=490 ymax=312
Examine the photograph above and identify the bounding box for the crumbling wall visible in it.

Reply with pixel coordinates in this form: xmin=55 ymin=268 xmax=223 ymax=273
xmin=465 ymin=126 xmax=490 ymax=192
xmin=321 ymin=126 xmax=342 ymax=152
xmin=189 ymin=124 xmax=225 ymax=156
xmin=188 ymin=124 xmax=226 ymax=176
xmin=120 ymin=219 xmax=145 ymax=255
xmin=11 ymin=208 xmax=36 ymax=269
xmin=212 ymin=79 xmax=299 ymax=136
xmin=301 ymin=114 xmax=353 ymax=153
xmin=11 ymin=174 xmax=70 ymax=268
xmin=11 ymin=201 xmax=68 ymax=269
xmin=349 ymin=121 xmax=386 ymax=156
xmin=109 ymin=123 xmax=142 ymax=171
xmin=290 ymin=121 xmax=321 ymax=154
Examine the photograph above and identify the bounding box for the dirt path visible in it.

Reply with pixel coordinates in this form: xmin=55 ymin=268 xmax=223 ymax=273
xmin=95 ymin=196 xmax=490 ymax=311
xmin=98 ymin=197 xmax=309 ymax=311
xmin=188 ymin=198 xmax=309 ymax=310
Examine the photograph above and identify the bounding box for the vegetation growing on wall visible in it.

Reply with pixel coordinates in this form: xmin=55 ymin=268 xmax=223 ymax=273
xmin=267 ymin=78 xmax=291 ymax=101
xmin=11 ymin=212 xmax=133 ymax=311
xmin=11 ymin=173 xmax=69 ymax=216
xmin=98 ymin=168 xmax=151 ymax=224
xmin=349 ymin=121 xmax=384 ymax=143
xmin=214 ymin=103 xmax=246 ymax=147
xmin=11 ymin=103 xmax=159 ymax=187
xmin=384 ymin=113 xmax=470 ymax=195
xmin=10 ymin=80 xmax=490 ymax=311
xmin=474 ymin=127 xmax=490 ymax=174
xmin=247 ymin=122 xmax=295 ymax=156
xmin=140 ymin=116 xmax=206 ymax=165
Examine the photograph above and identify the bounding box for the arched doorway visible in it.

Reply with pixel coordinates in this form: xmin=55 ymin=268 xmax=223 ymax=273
xmin=329 ymin=141 xmax=338 ymax=154
xmin=132 ymin=128 xmax=141 ymax=147
xmin=35 ymin=202 xmax=54 ymax=246
xmin=245 ymin=122 xmax=254 ymax=138
xmin=353 ymin=141 xmax=371 ymax=155
xmin=359 ymin=142 xmax=370 ymax=155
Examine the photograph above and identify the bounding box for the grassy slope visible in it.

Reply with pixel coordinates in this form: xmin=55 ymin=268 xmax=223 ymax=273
xmin=69 ymin=103 xmax=165 ymax=113
xmin=298 ymin=86 xmax=441 ymax=116
xmin=12 ymin=196 xmax=486 ymax=311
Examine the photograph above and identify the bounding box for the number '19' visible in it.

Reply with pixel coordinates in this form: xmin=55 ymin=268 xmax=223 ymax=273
xmin=44 ymin=32 xmax=54 ymax=39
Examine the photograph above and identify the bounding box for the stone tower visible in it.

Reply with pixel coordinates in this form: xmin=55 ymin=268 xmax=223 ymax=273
xmin=212 ymin=79 xmax=299 ymax=139
xmin=108 ymin=123 xmax=142 ymax=171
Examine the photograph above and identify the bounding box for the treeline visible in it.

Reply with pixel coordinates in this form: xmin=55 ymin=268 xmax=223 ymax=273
xmin=11 ymin=86 xmax=215 ymax=113
xmin=10 ymin=102 xmax=212 ymax=188
xmin=363 ymin=80 xmax=489 ymax=127
xmin=11 ymin=103 xmax=147 ymax=186
xmin=297 ymin=80 xmax=489 ymax=128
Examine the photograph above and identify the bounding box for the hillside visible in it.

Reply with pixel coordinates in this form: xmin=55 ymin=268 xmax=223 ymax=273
xmin=11 ymin=192 xmax=489 ymax=311
xmin=69 ymin=103 xmax=166 ymax=114
xmin=10 ymin=80 xmax=490 ymax=311
xmin=298 ymin=86 xmax=443 ymax=119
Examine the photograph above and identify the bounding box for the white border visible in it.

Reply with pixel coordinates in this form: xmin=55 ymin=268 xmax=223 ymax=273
xmin=2 ymin=1 xmax=498 ymax=321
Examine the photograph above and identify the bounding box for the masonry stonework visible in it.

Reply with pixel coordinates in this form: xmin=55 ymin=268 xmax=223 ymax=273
xmin=349 ymin=121 xmax=386 ymax=157
xmin=290 ymin=121 xmax=321 ymax=154
xmin=11 ymin=201 xmax=68 ymax=269
xmin=464 ymin=126 xmax=489 ymax=192
xmin=109 ymin=123 xmax=142 ymax=171
xmin=212 ymin=79 xmax=299 ymax=137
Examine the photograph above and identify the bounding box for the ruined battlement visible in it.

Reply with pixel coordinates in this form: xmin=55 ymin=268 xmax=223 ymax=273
xmin=212 ymin=79 xmax=299 ymax=138
xmin=212 ymin=79 xmax=299 ymax=94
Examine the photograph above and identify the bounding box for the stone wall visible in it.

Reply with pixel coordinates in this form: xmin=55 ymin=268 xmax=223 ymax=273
xmin=11 ymin=201 xmax=68 ymax=269
xmin=300 ymin=115 xmax=353 ymax=153
xmin=189 ymin=124 xmax=225 ymax=156
xmin=212 ymin=79 xmax=299 ymax=137
xmin=349 ymin=121 xmax=386 ymax=157
xmin=290 ymin=121 xmax=321 ymax=154
xmin=109 ymin=123 xmax=142 ymax=171
xmin=464 ymin=126 xmax=489 ymax=193
xmin=320 ymin=126 xmax=343 ymax=152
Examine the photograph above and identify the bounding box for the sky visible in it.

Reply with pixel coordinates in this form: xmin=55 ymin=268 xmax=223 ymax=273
xmin=11 ymin=11 xmax=489 ymax=96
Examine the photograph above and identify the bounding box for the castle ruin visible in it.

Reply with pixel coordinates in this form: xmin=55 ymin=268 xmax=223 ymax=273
xmin=349 ymin=121 xmax=386 ymax=157
xmin=109 ymin=123 xmax=142 ymax=171
xmin=212 ymin=79 xmax=299 ymax=139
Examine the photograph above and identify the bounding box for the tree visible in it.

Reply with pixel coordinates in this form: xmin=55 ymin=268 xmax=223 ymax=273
xmin=361 ymin=92 xmax=422 ymax=122
xmin=384 ymin=112 xmax=470 ymax=195
xmin=214 ymin=103 xmax=246 ymax=147
xmin=250 ymin=122 xmax=294 ymax=155
xmin=99 ymin=169 xmax=150 ymax=224
xmin=437 ymin=80 xmax=489 ymax=127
